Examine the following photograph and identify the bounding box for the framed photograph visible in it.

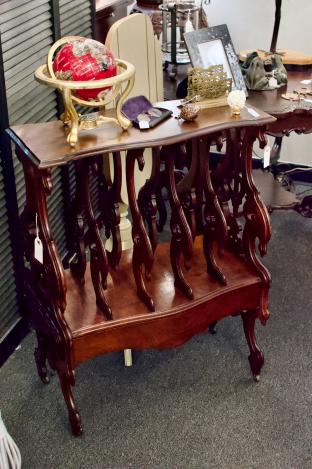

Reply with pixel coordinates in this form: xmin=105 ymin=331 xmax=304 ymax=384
xmin=184 ymin=24 xmax=248 ymax=95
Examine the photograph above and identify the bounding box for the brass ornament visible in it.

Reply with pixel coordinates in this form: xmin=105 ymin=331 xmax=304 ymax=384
xmin=186 ymin=65 xmax=232 ymax=101
xmin=35 ymin=36 xmax=135 ymax=147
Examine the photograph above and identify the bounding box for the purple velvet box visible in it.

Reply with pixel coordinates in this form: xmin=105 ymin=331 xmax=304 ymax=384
xmin=121 ymin=95 xmax=172 ymax=129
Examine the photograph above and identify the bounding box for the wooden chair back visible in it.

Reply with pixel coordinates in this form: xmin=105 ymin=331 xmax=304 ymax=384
xmin=105 ymin=13 xmax=164 ymax=102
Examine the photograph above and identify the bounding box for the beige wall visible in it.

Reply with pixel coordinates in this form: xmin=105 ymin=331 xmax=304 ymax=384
xmin=204 ymin=0 xmax=312 ymax=165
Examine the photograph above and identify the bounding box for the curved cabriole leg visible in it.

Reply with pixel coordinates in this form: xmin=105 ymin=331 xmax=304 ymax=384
xmin=58 ymin=371 xmax=82 ymax=437
xmin=241 ymin=309 xmax=264 ymax=381
xmin=79 ymin=160 xmax=112 ymax=319
xmin=164 ymin=145 xmax=194 ymax=299
xmin=126 ymin=149 xmax=155 ymax=311
xmin=200 ymin=137 xmax=228 ymax=285
xmin=34 ymin=331 xmax=49 ymax=384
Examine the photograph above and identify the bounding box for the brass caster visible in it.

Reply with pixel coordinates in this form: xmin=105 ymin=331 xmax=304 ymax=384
xmin=253 ymin=374 xmax=260 ymax=382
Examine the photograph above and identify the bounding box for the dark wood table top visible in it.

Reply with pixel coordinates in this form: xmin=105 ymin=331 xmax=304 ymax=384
xmin=7 ymin=100 xmax=274 ymax=169
xmin=247 ymin=70 xmax=312 ymax=116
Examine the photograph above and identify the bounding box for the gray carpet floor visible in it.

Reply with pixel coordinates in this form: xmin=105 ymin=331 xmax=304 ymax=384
xmin=0 ymin=210 xmax=311 ymax=469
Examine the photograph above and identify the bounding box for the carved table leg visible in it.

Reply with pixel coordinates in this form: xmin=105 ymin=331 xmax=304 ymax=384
xmin=126 ymin=149 xmax=155 ymax=311
xmin=241 ymin=309 xmax=264 ymax=381
xmin=18 ymin=154 xmax=82 ymax=436
xmin=199 ymin=137 xmax=228 ymax=284
xmin=78 ymin=159 xmax=112 ymax=319
xmin=58 ymin=371 xmax=82 ymax=436
xmin=34 ymin=331 xmax=50 ymax=384
xmin=164 ymin=145 xmax=194 ymax=299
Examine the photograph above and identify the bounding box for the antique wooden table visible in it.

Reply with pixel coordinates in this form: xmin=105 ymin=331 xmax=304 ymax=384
xmin=8 ymin=102 xmax=275 ymax=436
xmin=248 ymin=71 xmax=312 ymax=134
xmin=247 ymin=71 xmax=312 ymax=214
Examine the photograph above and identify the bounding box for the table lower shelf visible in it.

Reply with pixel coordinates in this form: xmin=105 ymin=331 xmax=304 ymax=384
xmin=64 ymin=238 xmax=264 ymax=366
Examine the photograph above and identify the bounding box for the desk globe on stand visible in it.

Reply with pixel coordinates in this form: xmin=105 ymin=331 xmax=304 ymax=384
xmin=35 ymin=36 xmax=135 ymax=147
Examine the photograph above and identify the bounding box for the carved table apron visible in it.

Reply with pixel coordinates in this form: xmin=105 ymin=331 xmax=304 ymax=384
xmin=7 ymin=101 xmax=275 ymax=436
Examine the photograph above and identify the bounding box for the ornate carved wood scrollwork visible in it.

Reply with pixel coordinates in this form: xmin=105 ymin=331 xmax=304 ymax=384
xmin=17 ymin=151 xmax=82 ymax=436
xmin=126 ymin=149 xmax=155 ymax=311
xmin=70 ymin=153 xmax=122 ymax=279
xmin=199 ymin=136 xmax=228 ymax=285
xmin=19 ymin=155 xmax=67 ymax=315
xmin=164 ymin=144 xmax=194 ymax=299
xmin=155 ymin=144 xmax=187 ymax=233
xmin=210 ymin=126 xmax=271 ymax=323
xmin=97 ymin=152 xmax=122 ymax=269
xmin=176 ymin=138 xmax=198 ymax=241
xmin=69 ymin=161 xmax=87 ymax=281
xmin=241 ymin=127 xmax=272 ymax=324
xmin=138 ymin=148 xmax=160 ymax=253
xmin=78 ymin=159 xmax=112 ymax=319
xmin=212 ymin=128 xmax=245 ymax=255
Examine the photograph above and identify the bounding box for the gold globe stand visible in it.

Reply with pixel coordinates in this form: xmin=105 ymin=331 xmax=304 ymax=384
xmin=35 ymin=36 xmax=135 ymax=147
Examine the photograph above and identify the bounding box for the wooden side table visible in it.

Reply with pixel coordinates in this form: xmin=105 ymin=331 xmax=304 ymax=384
xmin=248 ymin=70 xmax=312 ymax=215
xmin=8 ymin=102 xmax=275 ymax=436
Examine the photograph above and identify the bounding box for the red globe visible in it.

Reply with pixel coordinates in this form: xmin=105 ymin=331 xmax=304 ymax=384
xmin=53 ymin=38 xmax=117 ymax=101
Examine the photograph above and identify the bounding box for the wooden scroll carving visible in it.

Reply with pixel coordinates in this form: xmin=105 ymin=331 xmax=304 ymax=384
xmin=18 ymin=152 xmax=82 ymax=436
xmin=126 ymin=149 xmax=155 ymax=311
xmin=78 ymin=159 xmax=112 ymax=319
xmin=97 ymin=153 xmax=122 ymax=270
xmin=241 ymin=127 xmax=272 ymax=325
xmin=164 ymin=144 xmax=194 ymax=299
xmin=198 ymin=136 xmax=228 ymax=285
xmin=138 ymin=148 xmax=160 ymax=254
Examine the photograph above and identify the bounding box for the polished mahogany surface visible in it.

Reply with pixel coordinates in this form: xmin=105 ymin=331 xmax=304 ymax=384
xmin=8 ymin=101 xmax=274 ymax=168
xmin=248 ymin=70 xmax=312 ymax=117
xmin=66 ymin=237 xmax=261 ymax=364
xmin=9 ymin=102 xmax=273 ymax=435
